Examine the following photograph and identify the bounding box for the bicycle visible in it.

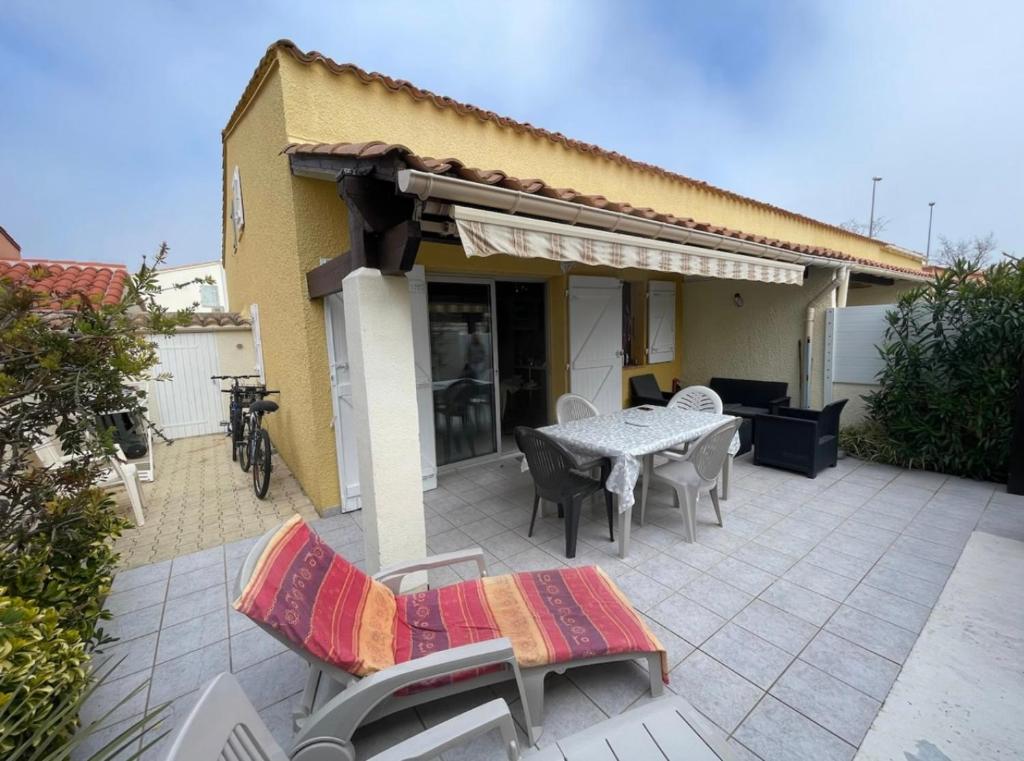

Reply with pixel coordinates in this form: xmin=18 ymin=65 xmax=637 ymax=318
xmin=240 ymin=391 xmax=279 ymax=498
xmin=212 ymin=374 xmax=261 ymax=464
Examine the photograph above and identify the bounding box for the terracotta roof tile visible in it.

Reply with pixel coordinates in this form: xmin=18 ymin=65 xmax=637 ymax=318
xmin=282 ymin=141 xmax=928 ymax=279
xmin=229 ymin=40 xmax=913 ymax=257
xmin=0 ymin=258 xmax=129 ymax=309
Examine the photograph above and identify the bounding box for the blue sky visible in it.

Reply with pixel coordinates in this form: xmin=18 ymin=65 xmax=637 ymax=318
xmin=1 ymin=1 xmax=1021 ymax=267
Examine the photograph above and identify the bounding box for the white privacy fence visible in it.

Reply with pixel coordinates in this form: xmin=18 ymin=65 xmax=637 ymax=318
xmin=824 ymin=304 xmax=893 ymax=404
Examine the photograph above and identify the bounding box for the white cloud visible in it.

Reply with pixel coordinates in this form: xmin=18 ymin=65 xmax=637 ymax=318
xmin=1 ymin=0 xmax=1020 ymax=264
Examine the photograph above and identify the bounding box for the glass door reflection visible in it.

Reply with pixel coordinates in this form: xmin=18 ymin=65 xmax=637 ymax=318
xmin=428 ymin=281 xmax=497 ymax=466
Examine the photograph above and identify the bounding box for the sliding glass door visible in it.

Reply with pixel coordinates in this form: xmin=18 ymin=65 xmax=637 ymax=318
xmin=427 ymin=281 xmax=498 ymax=466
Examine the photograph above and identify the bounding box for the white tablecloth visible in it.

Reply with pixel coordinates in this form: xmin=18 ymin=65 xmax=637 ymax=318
xmin=538 ymin=407 xmax=740 ymax=512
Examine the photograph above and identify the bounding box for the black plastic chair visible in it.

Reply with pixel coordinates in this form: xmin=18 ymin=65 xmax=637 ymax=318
xmin=753 ymin=400 xmax=848 ymax=478
xmin=629 ymin=374 xmax=671 ymax=407
xmin=514 ymin=427 xmax=614 ymax=558
xmin=435 ymin=379 xmax=478 ymax=461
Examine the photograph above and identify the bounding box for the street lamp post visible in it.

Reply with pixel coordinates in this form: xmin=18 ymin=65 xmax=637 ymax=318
xmin=926 ymin=201 xmax=936 ymax=263
xmin=868 ymin=176 xmax=883 ymax=237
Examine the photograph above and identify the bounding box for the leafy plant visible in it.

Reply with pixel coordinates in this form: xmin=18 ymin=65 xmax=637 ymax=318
xmin=0 ymin=244 xmax=197 ymax=758
xmin=859 ymin=257 xmax=1024 ymax=481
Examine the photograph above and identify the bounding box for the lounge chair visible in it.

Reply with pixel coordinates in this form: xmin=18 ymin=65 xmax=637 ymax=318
xmin=164 ymin=672 xmax=733 ymax=760
xmin=233 ymin=517 xmax=667 ymax=745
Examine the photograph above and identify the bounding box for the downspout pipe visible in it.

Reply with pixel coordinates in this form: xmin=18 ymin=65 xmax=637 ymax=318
xmin=802 ymin=270 xmax=843 ymax=408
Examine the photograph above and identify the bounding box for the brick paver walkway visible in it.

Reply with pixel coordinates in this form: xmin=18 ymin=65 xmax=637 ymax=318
xmin=113 ymin=435 xmax=319 ymax=569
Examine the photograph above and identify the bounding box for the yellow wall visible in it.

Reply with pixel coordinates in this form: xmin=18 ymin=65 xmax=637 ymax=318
xmin=275 ymin=53 xmax=921 ymax=271
xmin=680 ymin=270 xmax=836 ymax=409
xmin=223 ymin=65 xmax=341 ymax=510
xmin=833 ymin=382 xmax=875 ymax=426
xmin=845 ymin=281 xmax=919 ymax=306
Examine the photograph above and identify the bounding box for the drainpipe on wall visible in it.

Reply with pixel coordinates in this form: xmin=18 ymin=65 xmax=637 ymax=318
xmin=837 ymin=266 xmax=851 ymax=309
xmin=802 ymin=270 xmax=843 ymax=408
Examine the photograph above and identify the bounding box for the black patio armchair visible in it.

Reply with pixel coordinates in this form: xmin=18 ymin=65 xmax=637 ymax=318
xmin=753 ymin=399 xmax=848 ymax=478
xmin=629 ymin=374 xmax=671 ymax=407
xmin=514 ymin=426 xmax=614 ymax=558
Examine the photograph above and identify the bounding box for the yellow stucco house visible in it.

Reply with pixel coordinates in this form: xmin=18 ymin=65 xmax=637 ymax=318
xmin=221 ymin=40 xmax=927 ymax=570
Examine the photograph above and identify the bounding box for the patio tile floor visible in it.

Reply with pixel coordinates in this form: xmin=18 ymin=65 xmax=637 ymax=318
xmin=81 ymin=451 xmax=1024 ymax=760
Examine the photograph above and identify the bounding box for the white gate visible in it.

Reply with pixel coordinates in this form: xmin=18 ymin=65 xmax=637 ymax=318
xmin=824 ymin=304 xmax=892 ymax=402
xmin=569 ymin=276 xmax=623 ymax=414
xmin=151 ymin=332 xmax=224 ymax=438
xmin=324 ymin=266 xmax=437 ymax=512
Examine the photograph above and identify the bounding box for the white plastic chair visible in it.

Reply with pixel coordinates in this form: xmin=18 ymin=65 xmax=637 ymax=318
xmin=32 ymin=436 xmax=145 ymax=526
xmin=667 ymin=385 xmax=723 ymax=414
xmin=646 ymin=419 xmax=740 ymax=541
xmin=165 ymin=673 xmax=732 ymax=761
xmin=555 ymin=393 xmax=598 ymax=424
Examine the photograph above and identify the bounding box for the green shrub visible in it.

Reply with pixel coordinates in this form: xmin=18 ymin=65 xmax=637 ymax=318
xmin=0 ymin=244 xmax=199 ymax=758
xmin=861 ymin=257 xmax=1024 ymax=481
xmin=0 ymin=591 xmax=91 ymax=756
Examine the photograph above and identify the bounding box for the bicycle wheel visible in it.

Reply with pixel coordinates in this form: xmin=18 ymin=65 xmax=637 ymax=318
xmin=229 ymin=413 xmax=240 ymax=462
xmin=252 ymin=429 xmax=272 ymax=499
xmin=238 ymin=417 xmax=252 ymax=472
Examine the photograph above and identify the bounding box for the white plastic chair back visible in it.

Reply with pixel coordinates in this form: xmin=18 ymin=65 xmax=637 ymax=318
xmin=667 ymin=386 xmax=723 ymax=415
xmin=164 ymin=673 xmax=290 ymax=761
xmin=688 ymin=419 xmax=740 ymax=483
xmin=556 ymin=393 xmax=599 ymax=424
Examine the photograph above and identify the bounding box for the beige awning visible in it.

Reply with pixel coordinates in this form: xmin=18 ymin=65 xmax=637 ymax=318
xmin=451 ymin=205 xmax=805 ymax=285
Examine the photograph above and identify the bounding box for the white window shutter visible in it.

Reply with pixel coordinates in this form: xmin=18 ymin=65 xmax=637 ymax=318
xmin=249 ymin=303 xmax=265 ymax=381
xmin=231 ymin=166 xmax=245 ymax=245
xmin=647 ymin=281 xmax=676 ymax=364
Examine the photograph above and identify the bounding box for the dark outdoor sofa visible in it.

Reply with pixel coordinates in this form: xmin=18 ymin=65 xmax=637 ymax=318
xmin=629 ymin=374 xmax=672 ymax=407
xmin=708 ymin=377 xmax=791 ymax=456
xmin=753 ymin=399 xmax=848 ymax=478
xmin=708 ymin=377 xmax=791 ymax=418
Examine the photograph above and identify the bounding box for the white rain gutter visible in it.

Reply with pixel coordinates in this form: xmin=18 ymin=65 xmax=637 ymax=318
xmin=397 ymin=169 xmax=924 ymax=282
xmin=801 ymin=266 xmax=849 ymax=407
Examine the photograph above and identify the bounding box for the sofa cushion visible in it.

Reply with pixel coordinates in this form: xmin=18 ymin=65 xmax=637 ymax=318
xmin=234 ymin=516 xmax=397 ymax=677
xmin=710 ymin=377 xmax=788 ymax=407
xmin=722 ymin=403 xmax=771 ymax=418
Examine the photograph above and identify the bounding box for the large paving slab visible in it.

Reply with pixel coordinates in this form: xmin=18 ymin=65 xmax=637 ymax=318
xmin=855 ymin=529 xmax=1024 ymax=760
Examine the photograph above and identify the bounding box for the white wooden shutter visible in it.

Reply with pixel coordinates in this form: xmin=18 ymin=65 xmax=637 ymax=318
xmin=231 ymin=166 xmax=245 ymax=246
xmin=249 ymin=303 xmax=265 ymax=381
xmin=647 ymin=281 xmax=676 ymax=364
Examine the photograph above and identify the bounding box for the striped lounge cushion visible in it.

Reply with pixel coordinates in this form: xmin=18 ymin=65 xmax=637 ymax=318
xmin=233 ymin=516 xmax=396 ymax=677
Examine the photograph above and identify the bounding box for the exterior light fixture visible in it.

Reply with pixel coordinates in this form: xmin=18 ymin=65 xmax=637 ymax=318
xmin=733 ymin=293 xmax=744 ymax=307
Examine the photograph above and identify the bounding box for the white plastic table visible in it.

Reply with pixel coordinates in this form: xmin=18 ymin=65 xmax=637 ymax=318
xmin=540 ymin=407 xmax=740 ymax=558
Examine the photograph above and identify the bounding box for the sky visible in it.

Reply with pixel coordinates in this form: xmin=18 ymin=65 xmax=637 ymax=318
xmin=1 ymin=1 xmax=1021 ymax=268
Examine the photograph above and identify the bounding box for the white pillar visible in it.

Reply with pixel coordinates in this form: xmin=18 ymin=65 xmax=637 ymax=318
xmin=342 ymin=267 xmax=426 ymax=581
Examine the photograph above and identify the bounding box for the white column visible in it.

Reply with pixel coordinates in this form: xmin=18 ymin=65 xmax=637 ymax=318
xmin=342 ymin=267 xmax=427 ymax=582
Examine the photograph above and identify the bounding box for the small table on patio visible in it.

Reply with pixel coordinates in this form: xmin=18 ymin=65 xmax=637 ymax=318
xmin=540 ymin=407 xmax=740 ymax=558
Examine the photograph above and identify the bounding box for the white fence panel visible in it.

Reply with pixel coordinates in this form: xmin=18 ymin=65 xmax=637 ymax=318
xmin=826 ymin=304 xmax=893 ymax=387
xmin=151 ymin=333 xmax=224 ymax=438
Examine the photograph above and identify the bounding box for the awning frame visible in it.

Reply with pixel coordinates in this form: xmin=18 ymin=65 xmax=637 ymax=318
xmin=450 ymin=205 xmax=806 ymax=285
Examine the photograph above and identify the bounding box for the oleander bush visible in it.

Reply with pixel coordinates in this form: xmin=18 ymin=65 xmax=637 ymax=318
xmin=0 ymin=244 xmax=194 ymax=758
xmin=841 ymin=257 xmax=1024 ymax=481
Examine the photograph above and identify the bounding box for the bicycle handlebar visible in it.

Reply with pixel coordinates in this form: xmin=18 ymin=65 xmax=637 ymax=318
xmin=211 ymin=374 xmax=261 ymax=381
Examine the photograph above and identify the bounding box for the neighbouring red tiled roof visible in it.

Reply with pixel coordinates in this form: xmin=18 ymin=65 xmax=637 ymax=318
xmin=282 ymin=141 xmax=929 ymax=280
xmin=0 ymin=259 xmax=129 ymax=310
xmin=229 ymin=40 xmax=920 ymax=262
